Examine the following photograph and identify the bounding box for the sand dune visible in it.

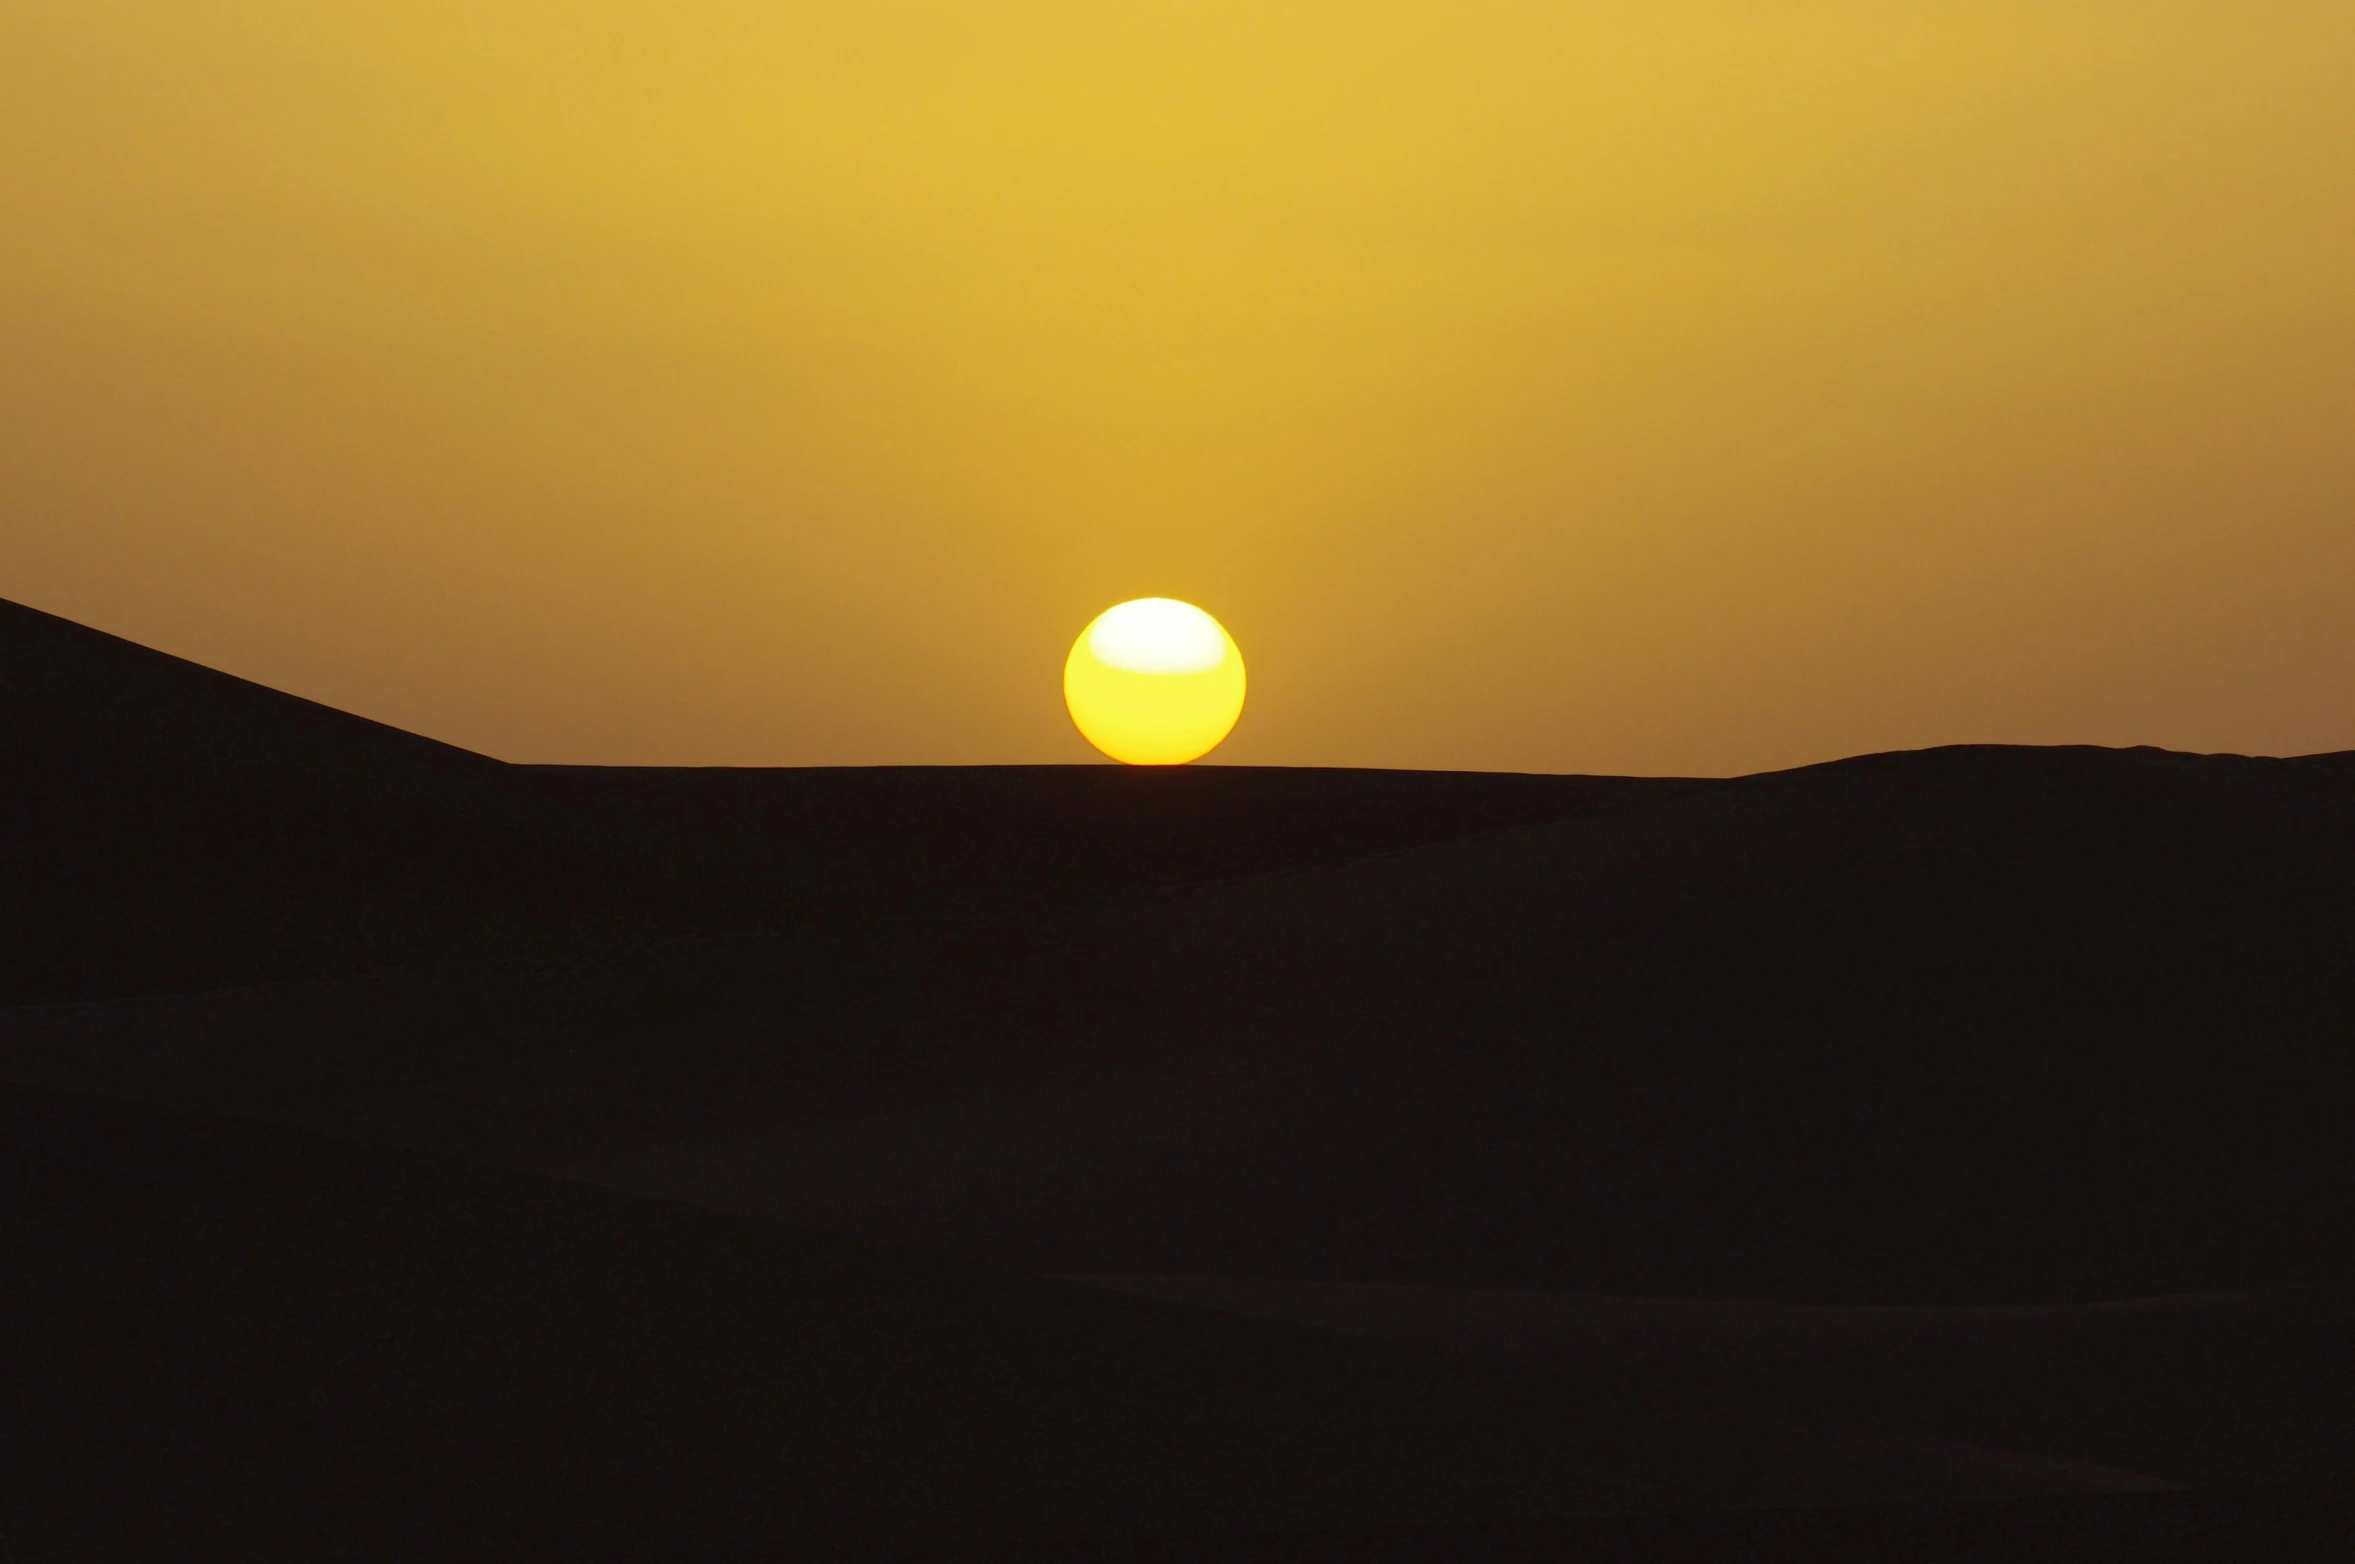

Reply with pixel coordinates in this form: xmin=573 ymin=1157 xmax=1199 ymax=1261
xmin=2 ymin=594 xmax=1687 ymax=1003
xmin=11 ymin=737 xmax=2353 ymax=1305
xmin=5 ymin=594 xmax=2353 ymax=1556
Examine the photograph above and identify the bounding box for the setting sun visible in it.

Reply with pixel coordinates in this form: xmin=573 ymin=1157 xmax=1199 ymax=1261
xmin=1064 ymin=599 xmax=1245 ymax=765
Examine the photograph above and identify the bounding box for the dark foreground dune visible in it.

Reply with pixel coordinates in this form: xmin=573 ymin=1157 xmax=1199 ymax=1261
xmin=15 ymin=737 xmax=2354 ymax=1305
xmin=5 ymin=592 xmax=2355 ymax=1558
xmin=25 ymin=1080 xmax=2154 ymax=1559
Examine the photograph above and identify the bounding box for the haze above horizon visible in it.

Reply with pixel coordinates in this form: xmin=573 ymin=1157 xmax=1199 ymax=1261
xmin=3 ymin=3 xmax=2350 ymax=774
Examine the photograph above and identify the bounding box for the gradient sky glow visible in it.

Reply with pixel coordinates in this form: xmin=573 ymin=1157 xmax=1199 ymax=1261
xmin=4 ymin=2 xmax=2351 ymax=772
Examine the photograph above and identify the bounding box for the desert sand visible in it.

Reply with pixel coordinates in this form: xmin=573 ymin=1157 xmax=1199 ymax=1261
xmin=4 ymin=592 xmax=2352 ymax=1559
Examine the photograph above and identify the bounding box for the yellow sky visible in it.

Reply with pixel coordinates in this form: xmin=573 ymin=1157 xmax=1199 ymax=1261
xmin=4 ymin=2 xmax=2350 ymax=771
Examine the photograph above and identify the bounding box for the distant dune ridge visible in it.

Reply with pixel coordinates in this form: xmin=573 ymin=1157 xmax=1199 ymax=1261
xmin=4 ymin=592 xmax=2353 ymax=1559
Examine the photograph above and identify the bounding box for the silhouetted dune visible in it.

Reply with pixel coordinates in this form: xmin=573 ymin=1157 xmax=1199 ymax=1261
xmin=558 ymin=743 xmax=2355 ymax=1304
xmin=2 ymin=594 xmax=1682 ymax=1003
xmin=6 ymin=596 xmax=2355 ymax=1556
xmin=11 ymin=736 xmax=2353 ymax=1304
xmin=0 ymin=596 xmax=796 ymax=1002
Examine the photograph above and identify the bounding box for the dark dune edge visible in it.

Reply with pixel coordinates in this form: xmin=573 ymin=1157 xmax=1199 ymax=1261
xmin=0 ymin=1082 xmax=2161 ymax=1562
xmin=0 ymin=594 xmax=799 ymax=1003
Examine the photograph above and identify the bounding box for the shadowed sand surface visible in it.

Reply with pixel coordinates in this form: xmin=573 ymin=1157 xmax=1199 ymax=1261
xmin=18 ymin=1081 xmax=2174 ymax=1560
xmin=1079 ymin=1279 xmax=2355 ymax=1489
xmin=5 ymin=593 xmax=2354 ymax=1558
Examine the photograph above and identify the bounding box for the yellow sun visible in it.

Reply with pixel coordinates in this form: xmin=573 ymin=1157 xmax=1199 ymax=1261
xmin=1064 ymin=598 xmax=1246 ymax=765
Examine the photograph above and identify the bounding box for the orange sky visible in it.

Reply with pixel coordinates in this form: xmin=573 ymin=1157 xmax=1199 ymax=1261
xmin=4 ymin=2 xmax=2350 ymax=772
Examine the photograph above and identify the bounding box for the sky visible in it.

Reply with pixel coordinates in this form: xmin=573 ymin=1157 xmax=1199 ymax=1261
xmin=4 ymin=2 xmax=2350 ymax=774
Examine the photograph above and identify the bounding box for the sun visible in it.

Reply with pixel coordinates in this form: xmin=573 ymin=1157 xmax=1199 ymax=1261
xmin=1064 ymin=598 xmax=1246 ymax=765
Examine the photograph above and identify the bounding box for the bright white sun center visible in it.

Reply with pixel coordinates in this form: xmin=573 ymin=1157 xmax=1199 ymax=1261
xmin=1086 ymin=598 xmax=1230 ymax=675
